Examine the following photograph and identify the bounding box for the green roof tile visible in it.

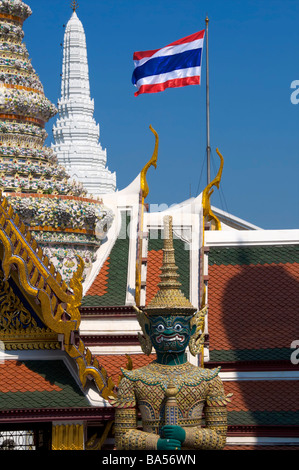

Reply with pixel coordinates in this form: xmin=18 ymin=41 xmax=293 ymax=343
xmin=209 ymin=348 xmax=293 ymax=362
xmin=228 ymin=410 xmax=299 ymax=426
xmin=208 ymin=244 xmax=299 ymax=267
xmin=0 ymin=360 xmax=90 ymax=410
xmin=82 ymin=211 xmax=130 ymax=307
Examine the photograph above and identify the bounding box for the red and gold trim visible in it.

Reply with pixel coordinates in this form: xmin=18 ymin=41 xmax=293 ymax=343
xmin=0 ymin=114 xmax=45 ymax=128
xmin=0 ymin=13 xmax=23 ymax=24
xmin=2 ymin=83 xmax=43 ymax=95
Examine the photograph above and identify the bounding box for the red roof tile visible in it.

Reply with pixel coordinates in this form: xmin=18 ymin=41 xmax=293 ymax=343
xmin=0 ymin=361 xmax=62 ymax=393
xmin=86 ymin=258 xmax=110 ymax=296
xmin=146 ymin=249 xmax=163 ymax=305
xmin=207 ymin=262 xmax=299 ymax=351
xmin=96 ymin=354 xmax=157 ymax=384
xmin=224 ymin=380 xmax=299 ymax=412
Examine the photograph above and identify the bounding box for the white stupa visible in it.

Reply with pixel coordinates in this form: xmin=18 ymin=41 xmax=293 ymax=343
xmin=52 ymin=6 xmax=116 ymax=196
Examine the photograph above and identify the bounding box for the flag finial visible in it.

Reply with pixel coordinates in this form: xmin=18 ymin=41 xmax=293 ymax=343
xmin=71 ymin=1 xmax=79 ymax=12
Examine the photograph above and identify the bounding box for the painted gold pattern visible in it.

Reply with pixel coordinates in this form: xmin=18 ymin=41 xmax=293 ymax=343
xmin=0 ymin=270 xmax=60 ymax=349
xmin=2 ymin=330 xmax=60 ymax=350
xmin=52 ymin=423 xmax=84 ymax=450
xmin=189 ymin=306 xmax=207 ymax=356
xmin=0 ymin=270 xmax=36 ymax=331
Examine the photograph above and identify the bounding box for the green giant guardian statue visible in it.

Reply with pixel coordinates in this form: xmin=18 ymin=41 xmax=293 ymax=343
xmin=110 ymin=216 xmax=231 ymax=450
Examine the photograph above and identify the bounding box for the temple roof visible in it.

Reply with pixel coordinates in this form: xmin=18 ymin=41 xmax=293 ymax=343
xmin=0 ymin=360 xmax=90 ymax=410
xmin=96 ymin=353 xmax=157 ymax=385
xmin=0 ymin=191 xmax=116 ymax=403
xmin=206 ymin=239 xmax=299 ymax=364
xmin=224 ymin=379 xmax=299 ymax=426
xmin=82 ymin=211 xmax=131 ymax=307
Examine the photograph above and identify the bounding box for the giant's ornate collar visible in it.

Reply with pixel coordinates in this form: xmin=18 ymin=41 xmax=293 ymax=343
xmin=121 ymin=361 xmax=221 ymax=392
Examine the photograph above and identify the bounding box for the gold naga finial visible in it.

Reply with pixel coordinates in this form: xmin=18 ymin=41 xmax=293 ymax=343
xmin=71 ymin=0 xmax=79 ymax=12
xmin=140 ymin=125 xmax=159 ymax=199
xmin=135 ymin=125 xmax=159 ymax=307
xmin=202 ymin=148 xmax=224 ymax=231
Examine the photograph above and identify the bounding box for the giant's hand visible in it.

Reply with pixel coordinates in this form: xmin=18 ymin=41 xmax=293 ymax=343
xmin=160 ymin=425 xmax=186 ymax=444
xmin=157 ymin=438 xmax=181 ymax=450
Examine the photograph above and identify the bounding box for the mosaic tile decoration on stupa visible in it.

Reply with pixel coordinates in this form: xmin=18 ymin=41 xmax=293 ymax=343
xmin=0 ymin=0 xmax=113 ymax=285
xmin=207 ymin=244 xmax=299 ymax=363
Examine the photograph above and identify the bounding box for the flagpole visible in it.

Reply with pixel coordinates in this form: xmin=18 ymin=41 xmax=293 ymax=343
xmin=205 ymin=16 xmax=211 ymax=185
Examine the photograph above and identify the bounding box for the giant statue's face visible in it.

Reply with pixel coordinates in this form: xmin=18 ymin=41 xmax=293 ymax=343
xmin=147 ymin=315 xmax=194 ymax=355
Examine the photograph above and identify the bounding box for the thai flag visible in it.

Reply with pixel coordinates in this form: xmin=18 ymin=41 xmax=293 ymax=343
xmin=132 ymin=30 xmax=205 ymax=97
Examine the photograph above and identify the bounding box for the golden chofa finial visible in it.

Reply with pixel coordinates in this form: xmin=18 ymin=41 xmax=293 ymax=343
xmin=71 ymin=1 xmax=79 ymax=12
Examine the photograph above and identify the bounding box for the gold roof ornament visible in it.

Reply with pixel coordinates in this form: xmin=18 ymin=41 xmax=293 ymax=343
xmin=135 ymin=125 xmax=159 ymax=307
xmin=144 ymin=215 xmax=197 ymax=316
xmin=71 ymin=1 xmax=79 ymax=12
xmin=202 ymin=148 xmax=224 ymax=231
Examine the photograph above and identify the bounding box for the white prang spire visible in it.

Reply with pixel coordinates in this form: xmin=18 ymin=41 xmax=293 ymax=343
xmin=52 ymin=10 xmax=116 ymax=196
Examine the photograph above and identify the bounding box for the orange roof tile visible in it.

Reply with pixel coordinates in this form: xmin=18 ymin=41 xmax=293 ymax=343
xmin=207 ymin=262 xmax=299 ymax=351
xmin=224 ymin=380 xmax=299 ymax=412
xmin=86 ymin=257 xmax=110 ymax=296
xmin=0 ymin=361 xmax=62 ymax=393
xmin=146 ymin=249 xmax=163 ymax=305
xmin=96 ymin=354 xmax=157 ymax=384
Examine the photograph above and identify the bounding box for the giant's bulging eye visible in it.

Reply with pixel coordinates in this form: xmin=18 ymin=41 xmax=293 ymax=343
xmin=156 ymin=324 xmax=165 ymax=332
xmin=174 ymin=324 xmax=183 ymax=332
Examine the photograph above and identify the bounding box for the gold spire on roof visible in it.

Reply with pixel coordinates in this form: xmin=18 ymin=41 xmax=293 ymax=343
xmin=71 ymin=1 xmax=79 ymax=12
xmin=145 ymin=215 xmax=197 ymax=316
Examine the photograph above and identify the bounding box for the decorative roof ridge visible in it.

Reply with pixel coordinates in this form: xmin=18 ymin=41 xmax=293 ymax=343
xmin=0 ymin=407 xmax=115 ymax=423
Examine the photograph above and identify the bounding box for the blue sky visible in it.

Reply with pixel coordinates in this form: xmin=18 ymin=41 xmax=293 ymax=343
xmin=23 ymin=0 xmax=298 ymax=229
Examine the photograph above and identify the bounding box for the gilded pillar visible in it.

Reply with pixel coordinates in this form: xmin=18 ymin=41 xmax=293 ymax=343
xmin=52 ymin=422 xmax=85 ymax=450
